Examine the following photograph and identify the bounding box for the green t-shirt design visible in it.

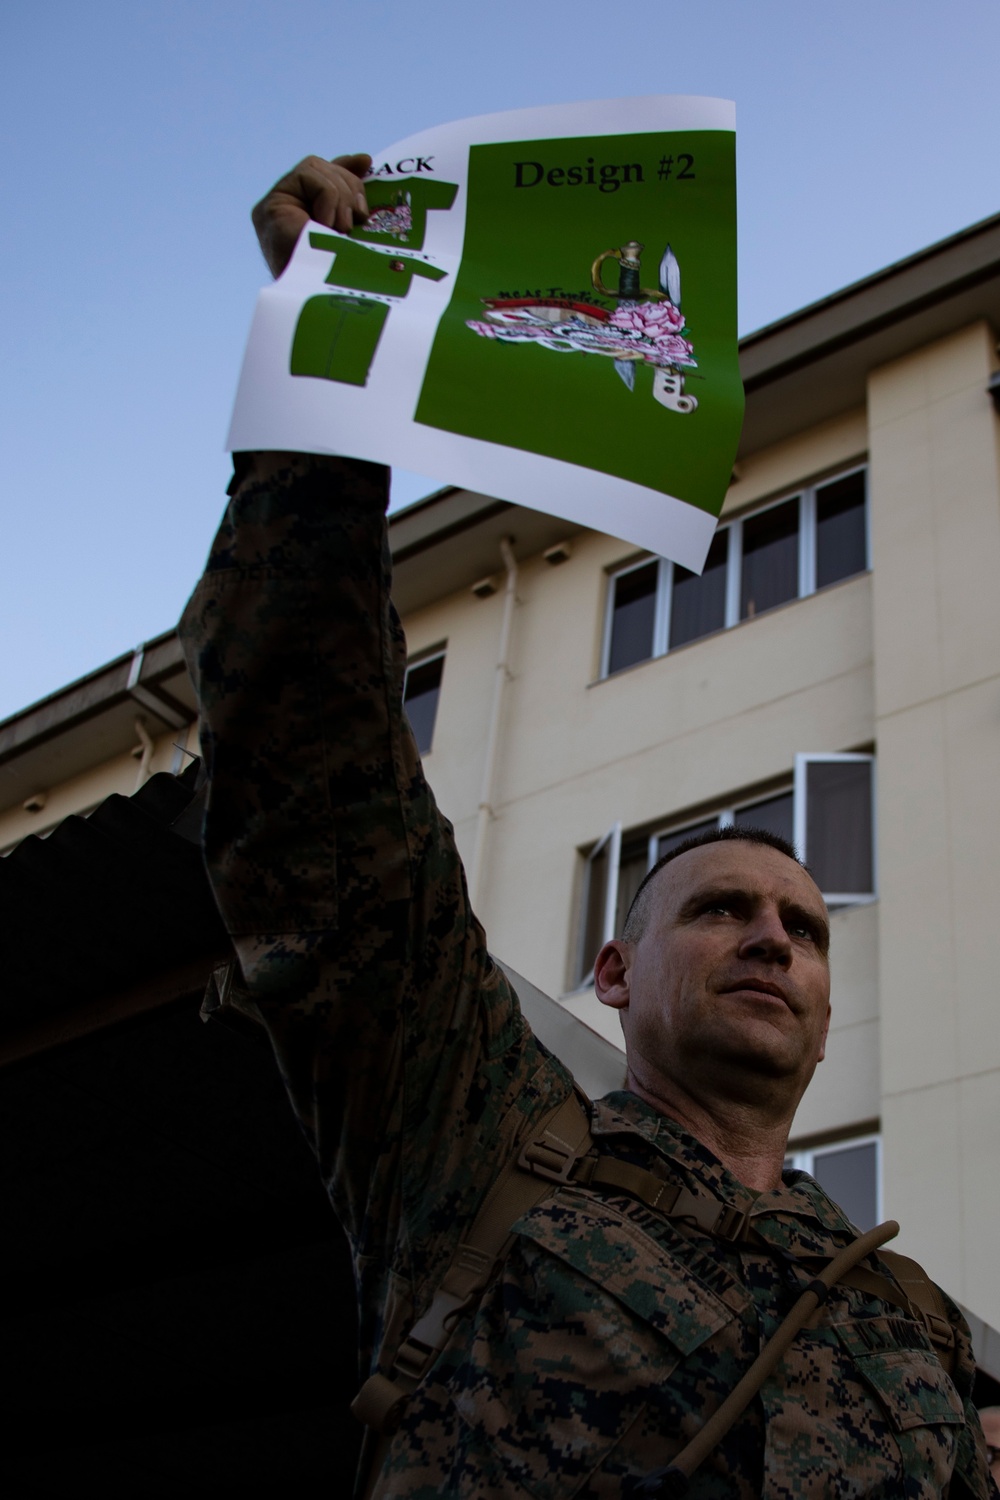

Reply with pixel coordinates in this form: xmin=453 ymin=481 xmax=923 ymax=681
xmin=351 ymin=177 xmax=458 ymax=251
xmin=309 ymin=233 xmax=448 ymax=298
xmin=290 ymin=295 xmax=389 ymax=386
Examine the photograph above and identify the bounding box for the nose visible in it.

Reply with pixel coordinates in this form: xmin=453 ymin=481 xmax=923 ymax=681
xmin=738 ymin=905 xmax=792 ymax=966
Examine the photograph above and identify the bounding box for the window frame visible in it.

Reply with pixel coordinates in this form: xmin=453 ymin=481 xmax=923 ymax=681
xmin=651 ymin=786 xmax=793 ymax=864
xmin=402 ymin=646 xmax=447 ymax=756
xmin=573 ymin=752 xmax=876 ymax=987
xmin=793 ymin=752 xmax=878 ymax=906
xmin=786 ymin=1131 xmax=883 ymax=1230
xmin=574 ymin=820 xmax=622 ymax=988
xmin=601 ymin=464 xmax=869 ymax=677
xmin=599 ymin=556 xmax=669 ymax=678
xmin=652 ymin=756 xmax=876 ymax=906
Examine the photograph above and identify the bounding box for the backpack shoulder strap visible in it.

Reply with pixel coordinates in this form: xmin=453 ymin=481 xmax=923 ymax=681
xmin=351 ymin=1088 xmax=593 ymax=1435
xmin=353 ymin=1095 xmax=960 ymax=1446
xmin=879 ymin=1249 xmax=958 ymax=1376
xmin=840 ymin=1250 xmax=957 ymax=1376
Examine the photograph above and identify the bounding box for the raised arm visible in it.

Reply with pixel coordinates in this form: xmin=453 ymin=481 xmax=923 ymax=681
xmin=179 ymin=162 xmax=571 ymax=1369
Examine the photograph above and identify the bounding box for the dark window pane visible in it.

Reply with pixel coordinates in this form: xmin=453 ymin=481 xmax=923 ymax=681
xmin=734 ymin=792 xmax=795 ymax=850
xmin=806 ymin=760 xmax=874 ymax=894
xmin=670 ymin=530 xmax=728 ymax=649
xmin=615 ymin=841 xmax=651 ymax=936
xmin=657 ymin=818 xmax=718 ymax=860
xmin=741 ymin=499 xmax=799 ymax=620
xmin=812 ymin=1141 xmax=878 ymax=1231
xmin=608 ymin=562 xmax=657 ymax=674
xmin=403 ymin=655 xmax=444 ymax=754
xmin=817 ymin=472 xmax=867 ymax=588
xmin=580 ymin=840 xmax=611 ymax=983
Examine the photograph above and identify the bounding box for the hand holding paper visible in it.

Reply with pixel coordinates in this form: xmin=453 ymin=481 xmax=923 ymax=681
xmin=252 ymin=153 xmax=372 ymax=277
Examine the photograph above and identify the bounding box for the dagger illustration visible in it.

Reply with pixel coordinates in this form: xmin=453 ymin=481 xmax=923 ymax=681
xmin=614 ymin=358 xmax=636 ymax=391
xmin=652 ymin=244 xmax=698 ymax=414
xmin=660 ymin=244 xmax=681 ymax=307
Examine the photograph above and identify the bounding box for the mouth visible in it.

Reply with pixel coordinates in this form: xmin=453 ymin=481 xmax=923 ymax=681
xmin=719 ymin=979 xmax=790 ymax=1007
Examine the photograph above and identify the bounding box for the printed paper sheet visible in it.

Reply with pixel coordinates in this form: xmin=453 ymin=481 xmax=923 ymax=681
xmin=228 ymin=96 xmax=741 ymax=571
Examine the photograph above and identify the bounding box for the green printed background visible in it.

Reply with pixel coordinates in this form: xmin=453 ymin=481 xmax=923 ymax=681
xmin=414 ymin=131 xmax=742 ymax=515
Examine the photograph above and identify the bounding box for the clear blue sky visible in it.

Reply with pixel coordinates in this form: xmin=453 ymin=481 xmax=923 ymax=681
xmin=2 ymin=0 xmax=997 ymax=721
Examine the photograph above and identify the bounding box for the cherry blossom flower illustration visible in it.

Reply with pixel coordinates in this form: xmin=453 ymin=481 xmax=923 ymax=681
xmin=609 ymin=301 xmax=686 ymax=338
xmin=466 ymin=300 xmax=696 ymax=370
xmin=365 ymin=202 xmax=413 ymax=240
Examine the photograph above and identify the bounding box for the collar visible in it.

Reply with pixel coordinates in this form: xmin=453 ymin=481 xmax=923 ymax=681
xmin=592 ymin=1090 xmax=860 ymax=1253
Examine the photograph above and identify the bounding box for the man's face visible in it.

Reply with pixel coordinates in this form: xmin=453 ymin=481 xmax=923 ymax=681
xmin=598 ymin=841 xmax=832 ymax=1110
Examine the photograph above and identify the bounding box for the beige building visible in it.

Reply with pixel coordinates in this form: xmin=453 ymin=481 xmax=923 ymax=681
xmin=3 ymin=211 xmax=999 ymax=1364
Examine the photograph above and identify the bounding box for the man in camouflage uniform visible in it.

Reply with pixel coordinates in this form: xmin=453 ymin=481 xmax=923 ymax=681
xmin=179 ymin=156 xmax=994 ymax=1498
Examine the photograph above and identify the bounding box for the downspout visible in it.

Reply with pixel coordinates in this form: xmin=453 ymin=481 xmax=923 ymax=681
xmin=468 ymin=537 xmax=518 ymax=911
xmin=132 ymin=716 xmax=155 ymax=790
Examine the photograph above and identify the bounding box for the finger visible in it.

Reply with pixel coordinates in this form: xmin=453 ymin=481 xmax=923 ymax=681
xmin=334 ymin=193 xmax=354 ymax=234
xmin=308 ymin=179 xmax=364 ymax=233
xmin=332 ymin=152 xmax=372 ymax=176
xmin=332 ymin=153 xmax=373 ymax=222
xmin=258 ymin=156 xmax=362 ymax=221
xmin=294 ymin=156 xmax=371 ymax=229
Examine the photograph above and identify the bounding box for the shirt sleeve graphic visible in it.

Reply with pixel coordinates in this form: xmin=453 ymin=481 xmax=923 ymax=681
xmin=352 ymin=176 xmax=459 ymax=251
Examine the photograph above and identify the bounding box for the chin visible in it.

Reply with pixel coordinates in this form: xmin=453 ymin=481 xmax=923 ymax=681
xmin=711 ymin=1040 xmax=809 ymax=1085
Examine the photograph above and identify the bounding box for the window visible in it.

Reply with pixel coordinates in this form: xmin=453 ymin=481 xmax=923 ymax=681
xmin=816 ymin=471 xmax=869 ymax=590
xmin=574 ymin=753 xmax=875 ymax=985
xmin=786 ymin=1134 xmax=881 ymax=1232
xmin=741 ymin=498 xmax=799 ymax=618
xmin=578 ymin=824 xmax=622 ymax=986
xmin=602 ymin=466 xmax=868 ymax=675
xmin=671 ymin=530 xmax=729 ymax=648
xmin=403 ymin=650 xmax=445 ymax=754
xmin=794 ymin=754 xmax=876 ymax=902
xmin=606 ymin=562 xmax=659 ymax=675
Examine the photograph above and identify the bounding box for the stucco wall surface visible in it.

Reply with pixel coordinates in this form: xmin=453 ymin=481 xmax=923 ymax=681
xmin=869 ymin=320 xmax=1000 ymax=1324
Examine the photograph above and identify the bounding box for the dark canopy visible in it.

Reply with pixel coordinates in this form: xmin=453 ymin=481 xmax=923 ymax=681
xmin=0 ymin=764 xmax=359 ymax=1494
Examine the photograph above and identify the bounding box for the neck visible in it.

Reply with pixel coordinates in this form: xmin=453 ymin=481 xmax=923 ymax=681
xmin=625 ymin=1067 xmax=796 ymax=1191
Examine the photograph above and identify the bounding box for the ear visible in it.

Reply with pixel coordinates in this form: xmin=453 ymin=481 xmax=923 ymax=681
xmin=594 ymin=939 xmax=631 ymax=1011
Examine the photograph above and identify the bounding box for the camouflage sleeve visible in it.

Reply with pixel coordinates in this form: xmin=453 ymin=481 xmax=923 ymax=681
xmin=179 ymin=453 xmax=570 ymax=1354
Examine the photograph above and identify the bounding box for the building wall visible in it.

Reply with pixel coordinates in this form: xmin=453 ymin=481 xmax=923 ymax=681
xmin=0 ymin=719 xmax=199 ymax=852
xmin=403 ymin=404 xmax=875 ymax=1008
xmin=868 ymin=320 xmax=1000 ymax=1325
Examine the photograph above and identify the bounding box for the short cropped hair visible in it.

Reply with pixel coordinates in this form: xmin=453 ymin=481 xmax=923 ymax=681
xmin=621 ymin=825 xmax=805 ymax=943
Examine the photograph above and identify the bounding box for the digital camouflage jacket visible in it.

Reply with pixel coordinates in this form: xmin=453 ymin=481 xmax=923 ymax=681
xmin=180 ymin=453 xmax=993 ymax=1499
